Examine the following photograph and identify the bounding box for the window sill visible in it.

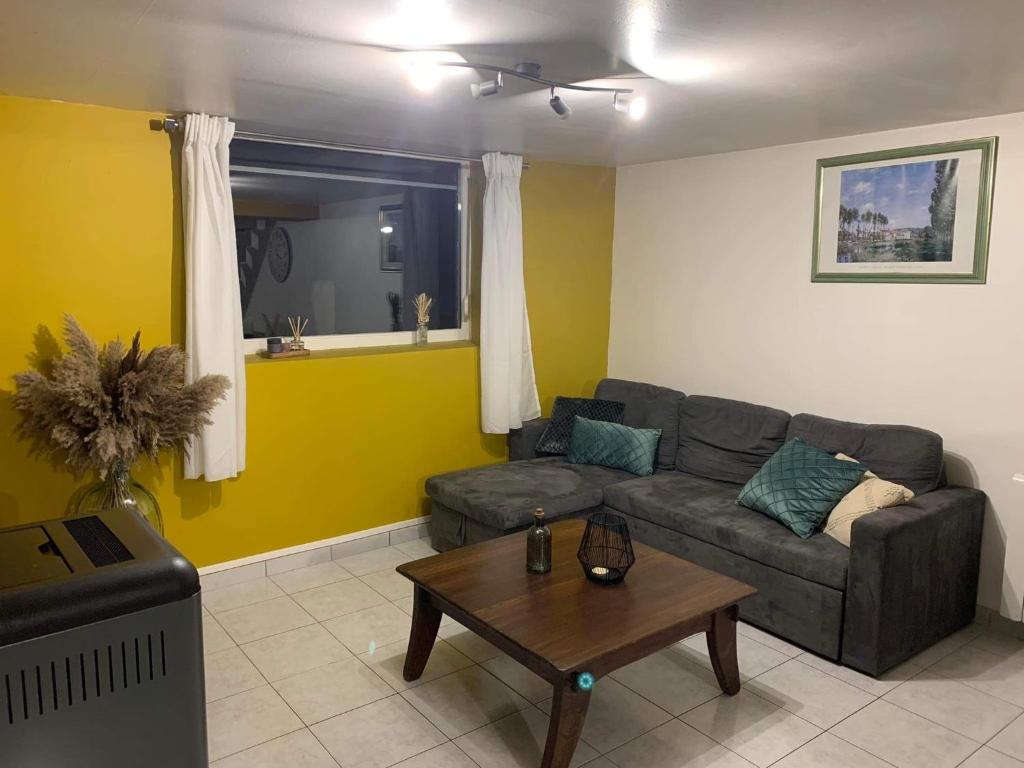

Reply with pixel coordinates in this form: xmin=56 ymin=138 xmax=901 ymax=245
xmin=245 ymin=339 xmax=477 ymax=364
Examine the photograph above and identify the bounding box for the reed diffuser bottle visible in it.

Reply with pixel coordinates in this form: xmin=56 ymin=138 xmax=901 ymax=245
xmin=526 ymin=508 xmax=552 ymax=574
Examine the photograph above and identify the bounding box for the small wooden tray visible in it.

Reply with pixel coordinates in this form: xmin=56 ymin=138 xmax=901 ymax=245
xmin=258 ymin=349 xmax=311 ymax=359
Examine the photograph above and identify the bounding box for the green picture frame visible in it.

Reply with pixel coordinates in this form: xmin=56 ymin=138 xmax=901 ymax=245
xmin=811 ymin=137 xmax=997 ymax=283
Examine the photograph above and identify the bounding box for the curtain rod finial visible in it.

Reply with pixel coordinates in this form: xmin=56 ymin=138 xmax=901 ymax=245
xmin=150 ymin=117 xmax=182 ymax=133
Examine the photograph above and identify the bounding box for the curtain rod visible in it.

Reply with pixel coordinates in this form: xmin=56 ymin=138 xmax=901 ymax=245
xmin=153 ymin=116 xmax=529 ymax=168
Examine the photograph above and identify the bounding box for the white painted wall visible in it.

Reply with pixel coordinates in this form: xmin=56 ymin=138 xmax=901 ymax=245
xmin=610 ymin=112 xmax=1024 ymax=619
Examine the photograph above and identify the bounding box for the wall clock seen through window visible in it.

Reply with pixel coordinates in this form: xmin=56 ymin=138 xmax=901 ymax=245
xmin=266 ymin=226 xmax=292 ymax=283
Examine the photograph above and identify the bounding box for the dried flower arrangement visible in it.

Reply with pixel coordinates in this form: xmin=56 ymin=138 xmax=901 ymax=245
xmin=13 ymin=316 xmax=230 ymax=478
xmin=413 ymin=293 xmax=432 ymax=327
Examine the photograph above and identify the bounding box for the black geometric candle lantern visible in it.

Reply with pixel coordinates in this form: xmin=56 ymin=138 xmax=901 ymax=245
xmin=577 ymin=512 xmax=635 ymax=584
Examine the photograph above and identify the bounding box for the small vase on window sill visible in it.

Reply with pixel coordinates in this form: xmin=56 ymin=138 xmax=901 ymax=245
xmin=413 ymin=293 xmax=433 ymax=346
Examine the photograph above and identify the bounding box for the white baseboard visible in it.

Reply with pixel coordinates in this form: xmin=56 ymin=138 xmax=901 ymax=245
xmin=197 ymin=515 xmax=431 ymax=576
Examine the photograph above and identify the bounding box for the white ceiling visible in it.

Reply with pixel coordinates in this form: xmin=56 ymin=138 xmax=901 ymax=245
xmin=4 ymin=0 xmax=1024 ymax=166
xmin=231 ymin=171 xmax=410 ymax=207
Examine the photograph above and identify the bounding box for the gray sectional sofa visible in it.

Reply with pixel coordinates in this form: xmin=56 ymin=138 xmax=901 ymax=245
xmin=425 ymin=379 xmax=986 ymax=677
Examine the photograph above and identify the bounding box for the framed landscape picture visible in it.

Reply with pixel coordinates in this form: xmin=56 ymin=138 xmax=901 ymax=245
xmin=812 ymin=137 xmax=997 ymax=283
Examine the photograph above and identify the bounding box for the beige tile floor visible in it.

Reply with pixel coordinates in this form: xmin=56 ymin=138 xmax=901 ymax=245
xmin=202 ymin=539 xmax=1024 ymax=768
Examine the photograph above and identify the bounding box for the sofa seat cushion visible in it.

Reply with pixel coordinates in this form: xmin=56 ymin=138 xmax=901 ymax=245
xmin=426 ymin=457 xmax=634 ymax=530
xmin=604 ymin=472 xmax=851 ymax=590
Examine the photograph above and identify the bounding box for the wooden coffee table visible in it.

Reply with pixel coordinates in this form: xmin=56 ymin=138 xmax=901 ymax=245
xmin=396 ymin=519 xmax=757 ymax=768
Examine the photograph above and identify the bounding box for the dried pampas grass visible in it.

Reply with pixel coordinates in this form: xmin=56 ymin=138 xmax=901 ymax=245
xmin=13 ymin=316 xmax=230 ymax=477
xmin=413 ymin=293 xmax=432 ymax=326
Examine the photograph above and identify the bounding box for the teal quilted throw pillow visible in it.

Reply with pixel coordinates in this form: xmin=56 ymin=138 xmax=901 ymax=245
xmin=737 ymin=438 xmax=867 ymax=538
xmin=568 ymin=416 xmax=662 ymax=477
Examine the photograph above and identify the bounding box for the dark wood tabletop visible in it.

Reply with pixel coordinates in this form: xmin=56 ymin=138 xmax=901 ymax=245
xmin=398 ymin=518 xmax=755 ymax=676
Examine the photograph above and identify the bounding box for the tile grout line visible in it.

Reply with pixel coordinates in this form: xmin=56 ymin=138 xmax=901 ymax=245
xmin=769 ymin=731 xmax=901 ymax=768
xmin=265 ymin=605 xmax=446 ymax=767
xmin=423 ymin=622 xmax=816 ymax=764
xmin=211 ymin=725 xmax=311 ymax=766
xmin=879 ymin=677 xmax=1020 ymax=745
xmin=206 ymin=555 xmax=528 ymax=764
xmin=825 ymin=729 xmax=900 ymax=767
xmin=820 ymin=696 xmax=914 ymax=768
xmin=952 ymin=744 xmax=986 ymax=768
xmin=206 ymin=601 xmax=318 ymax=763
xmin=639 ymin=641 xmax=831 ymax=764
xmin=400 ymin=674 xmax=537 ymax=753
xmin=208 ymin=569 xmax=414 ymax=647
xmin=672 ymin=699 xmax=823 ymax=764
xmin=985 ymin=711 xmax=1024 ymax=758
xmin=676 ymin=649 xmax=886 ymax=765
xmin=925 ymin=649 xmax=1024 ymax=711
xmin=204 ymin=563 xmax=1014 ymax=766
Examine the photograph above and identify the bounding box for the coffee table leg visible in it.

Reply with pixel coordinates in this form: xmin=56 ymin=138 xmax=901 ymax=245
xmin=403 ymin=585 xmax=442 ymax=682
xmin=707 ymin=604 xmax=741 ymax=695
xmin=541 ymin=678 xmax=591 ymax=768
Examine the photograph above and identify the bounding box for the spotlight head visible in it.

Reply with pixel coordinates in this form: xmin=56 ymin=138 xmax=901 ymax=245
xmin=549 ymin=88 xmax=572 ymax=120
xmin=401 ymin=50 xmax=466 ymax=93
xmin=470 ymin=71 xmax=503 ymax=99
xmin=628 ymin=97 xmax=648 ymax=120
xmin=614 ymin=93 xmax=648 ymax=121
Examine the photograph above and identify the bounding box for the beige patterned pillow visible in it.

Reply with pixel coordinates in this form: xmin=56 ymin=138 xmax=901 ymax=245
xmin=825 ymin=453 xmax=915 ymax=546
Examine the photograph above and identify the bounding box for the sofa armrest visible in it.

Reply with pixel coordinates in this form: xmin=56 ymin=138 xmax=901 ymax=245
xmin=842 ymin=486 xmax=986 ymax=676
xmin=508 ymin=418 xmax=550 ymax=461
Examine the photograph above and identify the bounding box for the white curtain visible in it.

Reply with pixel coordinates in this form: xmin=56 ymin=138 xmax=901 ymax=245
xmin=480 ymin=152 xmax=541 ymax=434
xmin=182 ymin=114 xmax=246 ymax=481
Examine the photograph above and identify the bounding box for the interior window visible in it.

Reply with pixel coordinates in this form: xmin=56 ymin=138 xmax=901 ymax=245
xmin=230 ymin=139 xmax=465 ymax=342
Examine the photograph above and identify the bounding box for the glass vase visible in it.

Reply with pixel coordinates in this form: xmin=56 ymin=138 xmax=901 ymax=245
xmin=416 ymin=323 xmax=429 ymax=345
xmin=73 ymin=461 xmax=164 ymax=535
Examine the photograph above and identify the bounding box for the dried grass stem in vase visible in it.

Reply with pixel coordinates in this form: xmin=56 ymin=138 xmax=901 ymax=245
xmin=412 ymin=293 xmax=432 ymax=345
xmin=287 ymin=315 xmax=308 ymax=351
xmin=12 ymin=315 xmax=230 ymax=533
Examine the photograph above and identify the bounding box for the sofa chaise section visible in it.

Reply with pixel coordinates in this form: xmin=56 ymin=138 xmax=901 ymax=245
xmin=426 ymin=458 xmax=634 ymax=550
xmin=429 ymin=379 xmax=686 ymax=551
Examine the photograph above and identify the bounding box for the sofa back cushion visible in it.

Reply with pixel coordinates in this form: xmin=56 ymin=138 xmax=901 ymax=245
xmin=676 ymin=395 xmax=791 ymax=484
xmin=786 ymin=413 xmax=944 ymax=496
xmin=594 ymin=379 xmax=685 ymax=470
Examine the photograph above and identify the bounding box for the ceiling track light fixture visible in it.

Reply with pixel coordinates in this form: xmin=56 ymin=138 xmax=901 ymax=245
xmin=613 ymin=92 xmax=648 ymax=121
xmin=549 ymin=88 xmax=572 ymax=120
xmin=437 ymin=60 xmax=645 ymax=121
xmin=470 ymin=71 xmax=503 ymax=99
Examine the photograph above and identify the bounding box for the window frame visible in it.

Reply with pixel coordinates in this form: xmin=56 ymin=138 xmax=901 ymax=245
xmin=235 ymin=141 xmax=471 ymax=355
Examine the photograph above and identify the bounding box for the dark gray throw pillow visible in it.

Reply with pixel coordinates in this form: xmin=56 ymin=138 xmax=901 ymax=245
xmin=536 ymin=396 xmax=626 ymax=455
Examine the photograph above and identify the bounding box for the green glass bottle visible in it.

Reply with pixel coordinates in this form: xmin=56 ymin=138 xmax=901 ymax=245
xmin=526 ymin=508 xmax=552 ymax=574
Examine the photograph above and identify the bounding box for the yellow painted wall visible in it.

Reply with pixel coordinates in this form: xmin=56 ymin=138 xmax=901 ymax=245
xmin=522 ymin=161 xmax=615 ymax=410
xmin=0 ymin=95 xmax=614 ymax=566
